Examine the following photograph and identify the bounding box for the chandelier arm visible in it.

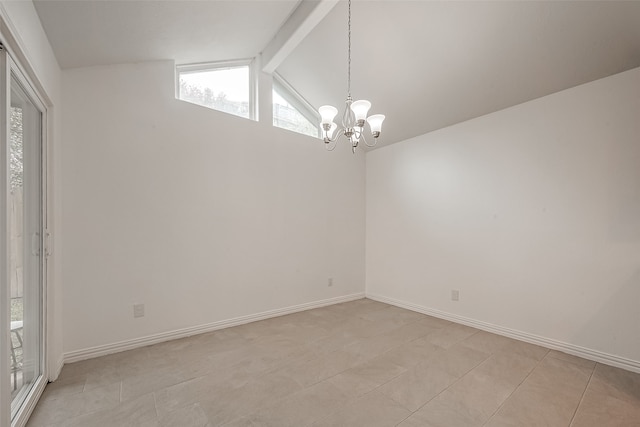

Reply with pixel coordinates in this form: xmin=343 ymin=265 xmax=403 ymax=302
xmin=325 ymin=138 xmax=339 ymax=151
xmin=363 ymin=132 xmax=378 ymax=147
xmin=353 ymin=124 xmax=378 ymax=148
xmin=323 ymin=126 xmax=346 ymax=144
xmin=358 ymin=130 xmax=367 ymax=146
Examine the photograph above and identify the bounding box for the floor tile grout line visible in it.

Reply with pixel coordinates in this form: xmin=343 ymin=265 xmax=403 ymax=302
xmin=31 ymin=393 xmax=125 ymax=427
xmin=567 ymin=362 xmax=597 ymax=427
xmin=229 ymin=377 xmax=344 ymax=426
xmin=33 ymin=301 xmax=636 ymax=427
xmin=295 ymin=321 xmax=441 ymax=427
xmin=348 ymin=352 xmax=420 ymax=407
xmin=480 ymin=349 xmax=550 ymax=426
xmin=394 ymin=411 xmax=414 ymax=426
xmin=152 ymin=391 xmax=159 ymax=421
xmin=404 ymin=348 xmax=494 ymax=416
xmin=363 ymin=325 xmax=477 ymax=404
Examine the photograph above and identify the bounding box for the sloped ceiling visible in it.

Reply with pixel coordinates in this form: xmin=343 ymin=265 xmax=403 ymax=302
xmin=32 ymin=0 xmax=300 ymax=67
xmin=34 ymin=0 xmax=640 ymax=148
xmin=277 ymin=1 xmax=640 ymax=147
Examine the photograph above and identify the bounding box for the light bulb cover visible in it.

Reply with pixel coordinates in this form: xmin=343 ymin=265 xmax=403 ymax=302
xmin=350 ymin=100 xmax=371 ymax=122
xmin=319 ymin=105 xmax=338 ymax=125
xmin=367 ymin=114 xmax=385 ymax=134
xmin=326 ymin=122 xmax=338 ymax=139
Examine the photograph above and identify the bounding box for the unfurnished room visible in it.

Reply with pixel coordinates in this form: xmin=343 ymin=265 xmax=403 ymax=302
xmin=1 ymin=1 xmax=639 ymax=426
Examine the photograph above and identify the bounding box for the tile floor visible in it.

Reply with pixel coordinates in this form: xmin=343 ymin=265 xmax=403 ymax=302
xmin=26 ymin=298 xmax=640 ymax=426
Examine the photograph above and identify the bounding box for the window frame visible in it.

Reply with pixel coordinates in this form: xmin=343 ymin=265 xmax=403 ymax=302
xmin=176 ymin=59 xmax=257 ymax=121
xmin=272 ymin=73 xmax=320 ymax=138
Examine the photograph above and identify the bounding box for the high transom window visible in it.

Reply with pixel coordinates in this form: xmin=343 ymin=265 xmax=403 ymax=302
xmin=177 ymin=60 xmax=255 ymax=120
xmin=272 ymin=74 xmax=319 ymax=138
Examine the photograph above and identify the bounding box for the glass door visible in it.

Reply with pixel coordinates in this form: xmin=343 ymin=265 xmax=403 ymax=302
xmin=8 ymin=71 xmax=43 ymax=419
xmin=1 ymin=47 xmax=47 ymax=427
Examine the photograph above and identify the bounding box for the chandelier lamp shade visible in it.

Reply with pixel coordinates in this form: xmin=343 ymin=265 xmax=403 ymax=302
xmin=319 ymin=0 xmax=385 ymax=152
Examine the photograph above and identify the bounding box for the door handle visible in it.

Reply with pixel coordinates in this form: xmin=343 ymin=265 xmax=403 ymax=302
xmin=45 ymin=231 xmax=52 ymax=257
xmin=31 ymin=231 xmax=40 ymax=256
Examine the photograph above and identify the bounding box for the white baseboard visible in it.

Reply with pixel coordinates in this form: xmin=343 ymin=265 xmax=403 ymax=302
xmin=49 ymin=354 xmax=64 ymax=382
xmin=64 ymin=293 xmax=365 ymax=364
xmin=367 ymin=292 xmax=640 ymax=374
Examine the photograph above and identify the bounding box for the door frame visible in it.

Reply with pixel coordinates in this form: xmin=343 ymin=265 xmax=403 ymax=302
xmin=0 ymin=43 xmax=49 ymax=427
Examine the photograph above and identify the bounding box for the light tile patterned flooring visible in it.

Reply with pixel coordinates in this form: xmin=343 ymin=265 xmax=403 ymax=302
xmin=27 ymin=299 xmax=640 ymax=426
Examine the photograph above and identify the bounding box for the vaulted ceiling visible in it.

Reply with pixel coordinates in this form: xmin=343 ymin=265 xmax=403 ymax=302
xmin=32 ymin=0 xmax=300 ymax=67
xmin=34 ymin=0 xmax=640 ymax=148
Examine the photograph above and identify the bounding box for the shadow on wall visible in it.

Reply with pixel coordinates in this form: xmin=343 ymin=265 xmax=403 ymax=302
xmin=571 ymin=269 xmax=640 ymax=365
xmin=608 ymin=155 xmax=640 ymax=242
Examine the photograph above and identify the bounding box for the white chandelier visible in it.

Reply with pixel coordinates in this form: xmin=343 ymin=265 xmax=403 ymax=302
xmin=319 ymin=0 xmax=385 ymax=153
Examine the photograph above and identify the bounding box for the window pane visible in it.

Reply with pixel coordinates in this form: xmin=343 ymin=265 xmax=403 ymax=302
xmin=179 ymin=66 xmax=250 ymax=119
xmin=273 ymin=88 xmax=318 ymax=138
xmin=9 ymin=73 xmax=43 ymax=419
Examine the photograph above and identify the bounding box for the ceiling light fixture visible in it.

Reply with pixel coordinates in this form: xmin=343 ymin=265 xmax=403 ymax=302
xmin=319 ymin=0 xmax=385 ymax=153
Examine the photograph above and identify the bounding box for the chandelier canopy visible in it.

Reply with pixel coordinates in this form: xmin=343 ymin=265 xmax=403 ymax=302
xmin=319 ymin=0 xmax=385 ymax=153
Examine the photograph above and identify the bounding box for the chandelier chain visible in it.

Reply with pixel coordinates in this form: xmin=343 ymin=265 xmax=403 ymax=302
xmin=318 ymin=0 xmax=384 ymax=152
xmin=347 ymin=0 xmax=351 ymax=97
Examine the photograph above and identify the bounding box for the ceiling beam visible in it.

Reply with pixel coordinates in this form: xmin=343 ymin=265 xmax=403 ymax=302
xmin=261 ymin=0 xmax=338 ymax=74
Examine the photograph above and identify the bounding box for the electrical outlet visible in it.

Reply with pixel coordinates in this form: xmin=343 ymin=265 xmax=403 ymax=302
xmin=328 ymin=278 xmax=333 ymax=287
xmin=133 ymin=303 xmax=145 ymax=318
xmin=451 ymin=290 xmax=459 ymax=301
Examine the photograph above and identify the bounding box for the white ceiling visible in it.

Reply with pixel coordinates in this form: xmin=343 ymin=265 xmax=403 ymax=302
xmin=33 ymin=0 xmax=300 ymax=68
xmin=277 ymin=1 xmax=640 ymax=147
xmin=34 ymin=0 xmax=640 ymax=148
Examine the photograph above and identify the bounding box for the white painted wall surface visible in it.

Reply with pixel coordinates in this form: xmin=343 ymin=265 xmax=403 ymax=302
xmin=366 ymin=67 xmax=640 ymax=364
xmin=0 ymin=0 xmax=60 ymax=98
xmin=0 ymin=0 xmax=64 ymax=378
xmin=61 ymin=61 xmax=365 ymax=354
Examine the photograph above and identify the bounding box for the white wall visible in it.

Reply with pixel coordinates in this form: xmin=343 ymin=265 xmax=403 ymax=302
xmin=0 ymin=0 xmax=63 ymax=378
xmin=61 ymin=60 xmax=365 ymax=355
xmin=366 ymin=67 xmax=640 ymax=367
xmin=0 ymin=1 xmax=60 ymax=99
